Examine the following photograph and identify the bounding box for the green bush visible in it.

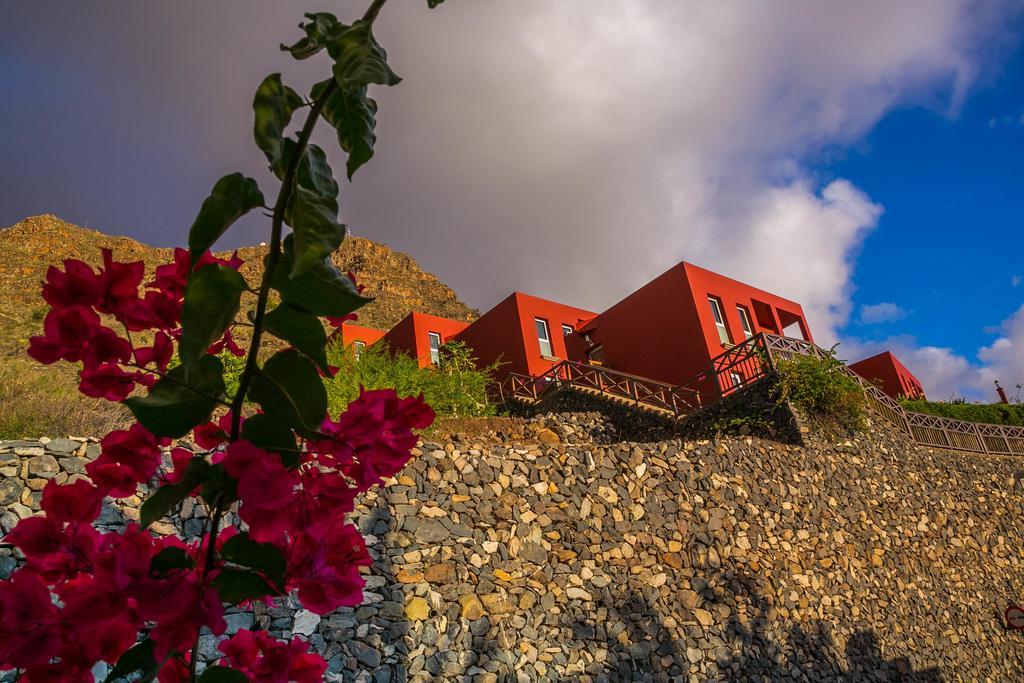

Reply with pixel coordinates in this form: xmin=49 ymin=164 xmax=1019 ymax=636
xmin=774 ymin=350 xmax=866 ymax=431
xmin=324 ymin=340 xmax=497 ymax=419
xmin=901 ymin=399 xmax=1024 ymax=427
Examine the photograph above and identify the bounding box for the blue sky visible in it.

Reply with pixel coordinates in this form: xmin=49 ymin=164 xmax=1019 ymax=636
xmin=0 ymin=1 xmax=1022 ymax=399
xmin=826 ymin=35 xmax=1024 ymax=394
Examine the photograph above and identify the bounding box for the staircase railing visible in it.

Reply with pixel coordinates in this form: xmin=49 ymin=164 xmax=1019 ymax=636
xmin=495 ymin=331 xmax=1024 ymax=457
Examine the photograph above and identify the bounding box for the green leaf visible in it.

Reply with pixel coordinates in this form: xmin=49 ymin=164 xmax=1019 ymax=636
xmin=220 ymin=532 xmax=287 ymax=589
xmin=248 ymin=349 xmax=327 ymax=435
xmin=241 ymin=414 xmax=299 ymax=467
xmin=199 ymin=667 xmax=249 ymax=683
xmin=285 ymin=184 xmax=346 ymax=278
xmin=295 ymin=142 xmax=340 ymax=200
xmin=330 ymin=21 xmax=400 ymax=88
xmin=150 ymin=546 xmax=194 ymax=578
xmin=125 ymin=355 xmax=225 ymax=438
xmin=254 ymin=74 xmax=304 ymax=175
xmin=428 ymin=0 xmax=445 ymax=6
xmin=314 ymin=79 xmax=378 ymax=180
xmin=179 ymin=264 xmax=247 ymax=368
xmin=213 ymin=568 xmax=276 ymax=604
xmin=188 ymin=173 xmax=264 ymax=260
xmin=264 ymin=304 xmax=330 ymax=373
xmin=105 ymin=640 xmax=158 ymax=683
xmin=199 ymin=463 xmax=236 ymax=509
xmin=281 ymin=12 xmax=342 ymax=60
xmin=140 ymin=458 xmax=209 ymax=528
xmin=270 ymin=235 xmax=372 ymax=317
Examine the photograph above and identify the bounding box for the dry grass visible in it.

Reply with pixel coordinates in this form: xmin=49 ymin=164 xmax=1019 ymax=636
xmin=0 ymin=358 xmax=130 ymax=439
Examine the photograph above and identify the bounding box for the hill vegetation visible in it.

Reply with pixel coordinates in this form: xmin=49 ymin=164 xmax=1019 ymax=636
xmin=0 ymin=214 xmax=480 ymax=437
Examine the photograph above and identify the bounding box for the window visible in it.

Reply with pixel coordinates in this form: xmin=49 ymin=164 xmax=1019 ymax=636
xmin=736 ymin=306 xmax=754 ymax=340
xmin=708 ymin=297 xmax=731 ymax=345
xmin=428 ymin=332 xmax=442 ymax=365
xmin=561 ymin=323 xmax=574 ymax=337
xmin=730 ymin=372 xmax=743 ymax=388
xmin=353 ymin=341 xmax=366 ymax=359
xmin=535 ymin=318 xmax=553 ymax=357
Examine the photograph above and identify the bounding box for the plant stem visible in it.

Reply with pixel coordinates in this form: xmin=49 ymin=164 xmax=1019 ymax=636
xmin=185 ymin=1 xmax=392 ymax=678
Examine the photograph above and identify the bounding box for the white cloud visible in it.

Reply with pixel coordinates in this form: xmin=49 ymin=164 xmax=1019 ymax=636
xmin=354 ymin=0 xmax=1016 ymax=356
xmin=843 ymin=304 xmax=1024 ymax=401
xmin=859 ymin=302 xmax=908 ymax=324
xmin=1012 ymin=274 xmax=1022 ymax=287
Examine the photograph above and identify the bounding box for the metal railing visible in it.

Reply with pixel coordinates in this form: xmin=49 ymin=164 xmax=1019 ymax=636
xmin=495 ymin=331 xmax=1024 ymax=457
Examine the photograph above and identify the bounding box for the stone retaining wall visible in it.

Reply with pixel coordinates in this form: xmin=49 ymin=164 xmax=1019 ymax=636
xmin=3 ymin=411 xmax=1024 ymax=681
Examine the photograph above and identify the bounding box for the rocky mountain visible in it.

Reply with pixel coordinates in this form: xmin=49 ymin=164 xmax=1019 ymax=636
xmin=0 ymin=214 xmax=477 ymax=358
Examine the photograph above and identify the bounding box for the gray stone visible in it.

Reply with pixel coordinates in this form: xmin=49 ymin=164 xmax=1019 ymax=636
xmin=28 ymin=453 xmax=60 ymax=478
xmin=293 ymin=609 xmax=320 ymax=636
xmin=0 ymin=478 xmax=22 ymax=506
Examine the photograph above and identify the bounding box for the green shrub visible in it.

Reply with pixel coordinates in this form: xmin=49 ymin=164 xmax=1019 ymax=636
xmin=774 ymin=350 xmax=866 ymax=431
xmin=324 ymin=340 xmax=497 ymax=419
xmin=901 ymin=399 xmax=1024 ymax=426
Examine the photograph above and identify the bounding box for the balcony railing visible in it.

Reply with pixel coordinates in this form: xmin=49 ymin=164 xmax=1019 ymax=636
xmin=495 ymin=332 xmax=1024 ymax=457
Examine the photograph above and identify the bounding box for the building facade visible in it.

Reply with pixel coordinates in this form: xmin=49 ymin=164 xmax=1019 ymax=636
xmin=336 ymin=323 xmax=387 ymax=358
xmin=453 ymin=292 xmax=597 ymax=380
xmin=570 ymin=262 xmax=814 ymax=388
xmin=379 ymin=312 xmax=470 ymax=368
xmin=849 ymin=351 xmax=925 ymax=400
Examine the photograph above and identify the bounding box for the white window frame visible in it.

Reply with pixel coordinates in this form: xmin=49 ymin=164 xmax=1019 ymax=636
xmin=353 ymin=340 xmax=366 ymax=359
xmin=428 ymin=332 xmax=442 ymax=365
xmin=736 ymin=305 xmax=754 ymax=340
xmin=730 ymin=372 xmax=743 ymax=388
xmin=561 ymin=323 xmax=574 ymax=337
xmin=708 ymin=297 xmax=731 ymax=345
xmin=535 ymin=318 xmax=553 ymax=357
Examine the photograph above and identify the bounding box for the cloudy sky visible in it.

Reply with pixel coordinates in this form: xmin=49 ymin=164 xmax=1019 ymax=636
xmin=2 ymin=1 xmax=1023 ymax=400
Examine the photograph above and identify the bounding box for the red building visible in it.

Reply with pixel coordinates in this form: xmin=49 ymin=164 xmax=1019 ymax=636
xmin=571 ymin=261 xmax=813 ymax=387
xmin=379 ymin=312 xmax=470 ymax=368
xmin=453 ymin=292 xmax=597 ymax=380
xmin=335 ymin=323 xmax=386 ymax=357
xmin=849 ymin=351 xmax=925 ymax=400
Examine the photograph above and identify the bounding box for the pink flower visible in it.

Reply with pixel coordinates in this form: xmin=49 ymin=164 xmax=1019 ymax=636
xmin=86 ymin=424 xmax=165 ymax=497
xmin=96 ymin=248 xmax=145 ymax=320
xmin=134 ymin=330 xmax=174 ymax=370
xmin=40 ymin=480 xmax=104 ymax=525
xmin=311 ymin=389 xmax=434 ymax=491
xmin=193 ymin=411 xmax=233 ymax=450
xmin=218 ymin=630 xmax=327 ymax=683
xmin=222 ymin=440 xmax=298 ymax=542
xmin=0 ymin=571 xmax=62 ymax=670
xmin=41 ymin=259 xmax=103 ymax=310
xmin=208 ymin=328 xmax=245 ymax=357
xmin=79 ymin=363 xmax=140 ymax=401
xmin=285 ymin=522 xmax=370 ymax=614
xmin=4 ymin=517 xmax=101 ymax=584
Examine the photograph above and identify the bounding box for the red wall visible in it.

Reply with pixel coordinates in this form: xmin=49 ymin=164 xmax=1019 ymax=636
xmin=577 ymin=261 xmax=814 ymax=387
xmin=453 ymin=292 xmax=596 ymax=380
xmin=849 ymin=351 xmax=925 ymax=400
xmin=337 ymin=323 xmax=386 ymax=348
xmin=380 ymin=312 xmax=469 ymax=368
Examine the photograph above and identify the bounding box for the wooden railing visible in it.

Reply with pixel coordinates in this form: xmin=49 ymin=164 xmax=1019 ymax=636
xmin=495 ymin=331 xmax=1024 ymax=457
xmin=495 ymin=359 xmax=702 ymax=417
xmin=760 ymin=333 xmax=1024 ymax=456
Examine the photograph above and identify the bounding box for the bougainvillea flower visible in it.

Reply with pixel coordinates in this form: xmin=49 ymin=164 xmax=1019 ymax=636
xmin=86 ymin=424 xmax=165 ymax=497
xmin=96 ymin=248 xmax=145 ymax=318
xmin=78 ymin=363 xmax=139 ymax=401
xmin=285 ymin=522 xmax=370 ymax=614
xmin=4 ymin=517 xmax=101 ymax=584
xmin=193 ymin=411 xmax=234 ymax=450
xmin=0 ymin=571 xmax=62 ymax=669
xmin=221 ymin=440 xmax=298 ymax=542
xmin=41 ymin=259 xmax=103 ymax=310
xmin=311 ymin=389 xmax=433 ymax=490
xmin=40 ymin=479 xmax=104 ymax=525
xmin=219 ymin=629 xmax=327 ymax=683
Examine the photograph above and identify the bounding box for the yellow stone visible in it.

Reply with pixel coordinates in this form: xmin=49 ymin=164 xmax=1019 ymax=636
xmin=460 ymin=594 xmax=486 ymax=620
xmin=405 ymin=597 xmax=430 ymax=621
xmin=494 ymin=569 xmax=514 ymax=582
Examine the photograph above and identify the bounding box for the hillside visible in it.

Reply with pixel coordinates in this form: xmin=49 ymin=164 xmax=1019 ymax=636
xmin=0 ymin=214 xmax=478 ymax=358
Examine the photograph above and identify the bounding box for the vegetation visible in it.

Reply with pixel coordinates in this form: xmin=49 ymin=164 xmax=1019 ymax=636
xmin=774 ymin=349 xmax=866 ymax=431
xmin=324 ymin=341 xmax=497 ymax=419
xmin=0 ymin=358 xmax=130 ymax=439
xmin=902 ymin=399 xmax=1024 ymax=427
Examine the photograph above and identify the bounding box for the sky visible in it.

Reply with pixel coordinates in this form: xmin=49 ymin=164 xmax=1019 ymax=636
xmin=1 ymin=1 xmax=1022 ymax=401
